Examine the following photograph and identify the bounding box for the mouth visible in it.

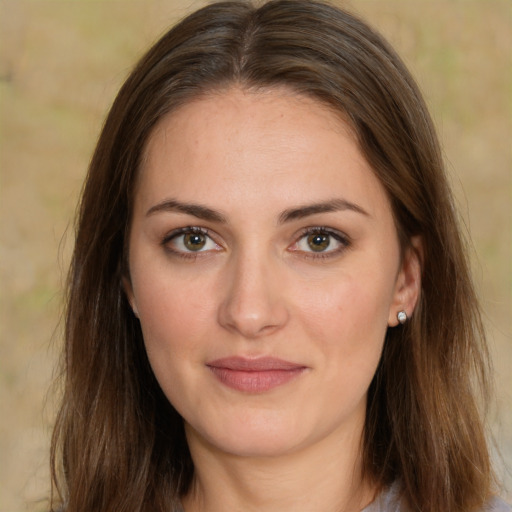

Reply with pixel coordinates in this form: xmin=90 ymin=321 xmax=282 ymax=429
xmin=206 ymin=356 xmax=307 ymax=393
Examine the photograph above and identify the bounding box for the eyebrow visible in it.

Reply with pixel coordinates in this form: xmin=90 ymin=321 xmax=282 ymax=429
xmin=278 ymin=198 xmax=369 ymax=223
xmin=145 ymin=197 xmax=369 ymax=223
xmin=146 ymin=199 xmax=228 ymax=223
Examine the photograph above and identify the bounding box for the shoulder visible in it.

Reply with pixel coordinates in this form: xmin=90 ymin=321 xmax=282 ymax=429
xmin=363 ymin=483 xmax=511 ymax=512
xmin=483 ymin=496 xmax=512 ymax=512
xmin=362 ymin=482 xmax=401 ymax=512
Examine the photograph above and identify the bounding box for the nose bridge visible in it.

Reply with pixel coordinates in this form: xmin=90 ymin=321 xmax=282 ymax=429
xmin=218 ymin=243 xmax=288 ymax=338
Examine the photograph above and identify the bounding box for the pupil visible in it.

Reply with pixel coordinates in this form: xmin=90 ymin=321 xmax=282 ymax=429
xmin=308 ymin=233 xmax=329 ymax=251
xmin=184 ymin=233 xmax=206 ymax=251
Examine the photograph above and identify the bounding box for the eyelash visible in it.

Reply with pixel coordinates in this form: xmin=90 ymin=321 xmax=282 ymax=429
xmin=161 ymin=226 xmax=217 ymax=260
xmin=293 ymin=226 xmax=351 ymax=260
xmin=161 ymin=226 xmax=351 ymax=260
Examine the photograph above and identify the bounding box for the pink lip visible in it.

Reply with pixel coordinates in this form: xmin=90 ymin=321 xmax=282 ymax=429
xmin=206 ymin=357 xmax=307 ymax=393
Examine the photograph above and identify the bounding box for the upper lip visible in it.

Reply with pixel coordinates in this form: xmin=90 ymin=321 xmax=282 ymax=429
xmin=206 ymin=356 xmax=306 ymax=372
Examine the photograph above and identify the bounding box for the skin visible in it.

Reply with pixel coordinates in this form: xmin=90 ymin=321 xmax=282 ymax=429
xmin=125 ymin=87 xmax=421 ymax=512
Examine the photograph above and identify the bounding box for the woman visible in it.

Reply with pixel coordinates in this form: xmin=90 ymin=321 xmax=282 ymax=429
xmin=50 ymin=1 xmax=510 ymax=511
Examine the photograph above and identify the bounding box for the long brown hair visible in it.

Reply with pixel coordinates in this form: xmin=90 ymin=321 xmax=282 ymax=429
xmin=51 ymin=1 xmax=494 ymax=511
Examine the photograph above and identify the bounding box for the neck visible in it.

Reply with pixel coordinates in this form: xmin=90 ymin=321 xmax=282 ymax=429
xmin=181 ymin=419 xmax=376 ymax=512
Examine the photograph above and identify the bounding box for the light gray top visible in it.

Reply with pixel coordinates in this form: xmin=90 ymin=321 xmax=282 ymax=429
xmin=174 ymin=482 xmax=511 ymax=511
xmin=362 ymin=482 xmax=511 ymax=512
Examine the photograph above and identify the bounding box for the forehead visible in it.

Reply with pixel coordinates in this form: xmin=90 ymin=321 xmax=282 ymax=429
xmin=137 ymin=87 xmax=390 ymax=220
xmin=144 ymin=86 xmax=353 ymax=157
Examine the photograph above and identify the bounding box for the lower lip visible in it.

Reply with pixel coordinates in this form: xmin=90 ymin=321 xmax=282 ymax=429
xmin=208 ymin=367 xmax=305 ymax=393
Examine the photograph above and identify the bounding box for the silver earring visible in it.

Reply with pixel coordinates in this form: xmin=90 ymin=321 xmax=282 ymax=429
xmin=397 ymin=311 xmax=407 ymax=324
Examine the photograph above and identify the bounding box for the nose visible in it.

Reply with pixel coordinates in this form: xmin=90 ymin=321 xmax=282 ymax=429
xmin=217 ymin=251 xmax=289 ymax=339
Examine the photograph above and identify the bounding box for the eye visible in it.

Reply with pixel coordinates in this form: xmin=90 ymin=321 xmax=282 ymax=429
xmin=304 ymin=232 xmax=332 ymax=252
xmin=290 ymin=227 xmax=349 ymax=257
xmin=163 ymin=227 xmax=220 ymax=255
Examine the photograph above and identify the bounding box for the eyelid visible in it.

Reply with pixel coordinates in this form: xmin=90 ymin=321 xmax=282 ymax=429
xmin=289 ymin=226 xmax=351 ymax=258
xmin=160 ymin=225 xmax=350 ymax=260
xmin=162 ymin=226 xmax=209 ymax=243
xmin=161 ymin=226 xmax=223 ymax=257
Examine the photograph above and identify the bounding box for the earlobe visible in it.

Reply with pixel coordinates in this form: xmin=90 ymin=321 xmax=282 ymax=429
xmin=388 ymin=236 xmax=423 ymax=327
xmin=397 ymin=310 xmax=407 ymax=324
xmin=122 ymin=276 xmax=139 ymax=318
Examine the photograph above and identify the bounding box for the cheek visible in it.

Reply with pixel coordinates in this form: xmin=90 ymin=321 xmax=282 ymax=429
xmin=294 ymin=271 xmax=392 ymax=382
xmin=297 ymin=270 xmax=393 ymax=340
xmin=134 ymin=283 xmax=213 ymax=416
xmin=137 ymin=279 xmax=212 ymax=353
xmin=130 ymin=263 xmax=216 ymax=387
xmin=131 ymin=248 xmax=213 ymax=331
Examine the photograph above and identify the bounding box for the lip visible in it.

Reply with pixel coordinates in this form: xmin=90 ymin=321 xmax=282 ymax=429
xmin=206 ymin=356 xmax=307 ymax=393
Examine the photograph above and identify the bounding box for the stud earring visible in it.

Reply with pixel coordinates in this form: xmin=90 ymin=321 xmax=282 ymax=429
xmin=397 ymin=310 xmax=407 ymax=324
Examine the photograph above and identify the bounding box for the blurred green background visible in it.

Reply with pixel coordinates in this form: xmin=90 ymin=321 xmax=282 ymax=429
xmin=0 ymin=1 xmax=510 ymax=510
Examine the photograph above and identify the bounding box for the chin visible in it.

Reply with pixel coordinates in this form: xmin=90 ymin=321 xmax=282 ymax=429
xmin=185 ymin=412 xmax=310 ymax=459
xmin=211 ymin=433 xmax=304 ymax=459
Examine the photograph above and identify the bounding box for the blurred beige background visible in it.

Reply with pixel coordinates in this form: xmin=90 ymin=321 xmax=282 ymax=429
xmin=0 ymin=1 xmax=510 ymax=511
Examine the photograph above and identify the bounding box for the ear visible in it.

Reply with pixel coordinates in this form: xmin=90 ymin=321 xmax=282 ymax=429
xmin=388 ymin=236 xmax=423 ymax=327
xmin=122 ymin=275 xmax=139 ymax=318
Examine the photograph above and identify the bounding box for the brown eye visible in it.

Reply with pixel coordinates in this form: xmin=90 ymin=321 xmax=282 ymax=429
xmin=164 ymin=228 xmax=220 ymax=255
xmin=307 ymin=233 xmax=331 ymax=252
xmin=184 ymin=232 xmax=207 ymax=251
xmin=290 ymin=228 xmax=349 ymax=258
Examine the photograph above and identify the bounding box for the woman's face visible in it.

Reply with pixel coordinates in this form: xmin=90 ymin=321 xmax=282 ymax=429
xmin=126 ymin=88 xmax=420 ymax=458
